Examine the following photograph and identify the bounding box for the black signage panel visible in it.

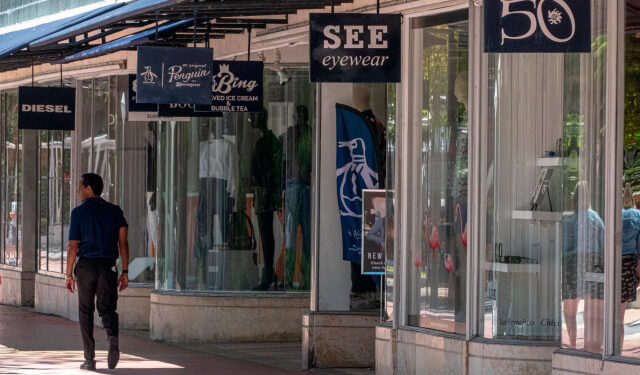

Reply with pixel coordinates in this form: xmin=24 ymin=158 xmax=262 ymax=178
xmin=136 ymin=46 xmax=214 ymax=105
xmin=361 ymin=189 xmax=386 ymax=275
xmin=158 ymin=104 xmax=222 ymax=117
xmin=309 ymin=13 xmax=401 ymax=83
xmin=18 ymin=86 xmax=75 ymax=130
xmin=129 ymin=74 xmax=156 ymax=112
xmin=211 ymin=61 xmax=263 ymax=112
xmin=484 ymin=0 xmax=591 ymax=53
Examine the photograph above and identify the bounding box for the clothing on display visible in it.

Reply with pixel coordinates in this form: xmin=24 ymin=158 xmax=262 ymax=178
xmin=251 ymin=125 xmax=283 ymax=290
xmin=335 ymin=103 xmax=380 ymax=265
xmin=195 ymin=135 xmax=239 ymax=289
xmin=199 ymin=137 xmax=238 ymax=196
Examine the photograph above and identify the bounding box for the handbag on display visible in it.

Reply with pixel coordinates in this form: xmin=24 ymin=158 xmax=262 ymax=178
xmin=229 ymin=211 xmax=257 ymax=253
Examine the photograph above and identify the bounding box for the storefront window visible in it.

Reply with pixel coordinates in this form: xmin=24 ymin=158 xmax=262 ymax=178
xmin=384 ymin=83 xmax=397 ymax=321
xmin=480 ymin=1 xmax=607 ymax=352
xmin=406 ymin=12 xmax=468 ymax=334
xmin=156 ymin=68 xmax=314 ymax=292
xmin=70 ymin=76 xmax=152 ymax=283
xmin=37 ymin=128 xmax=71 ymax=273
xmin=1 ymin=91 xmax=21 ymax=266
xmin=620 ymin=0 xmax=640 ymax=357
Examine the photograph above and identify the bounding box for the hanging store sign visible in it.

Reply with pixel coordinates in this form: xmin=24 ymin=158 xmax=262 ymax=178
xmin=211 ymin=61 xmax=263 ymax=112
xmin=18 ymin=86 xmax=75 ymax=130
xmin=309 ymin=13 xmax=401 ymax=83
xmin=128 ymin=75 xmax=189 ymax=122
xmin=484 ymin=0 xmax=591 ymax=53
xmin=136 ymin=46 xmax=214 ymax=105
xmin=158 ymin=104 xmax=222 ymax=118
xmin=362 ymin=189 xmax=386 ymax=275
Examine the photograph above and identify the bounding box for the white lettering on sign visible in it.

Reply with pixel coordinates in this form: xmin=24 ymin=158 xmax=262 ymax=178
xmin=21 ymin=104 xmax=72 ymax=113
xmin=500 ymin=0 xmax=576 ymax=46
xmin=321 ymin=25 xmax=389 ymax=49
xmin=368 ymin=25 xmax=388 ymax=48
xmin=344 ymin=26 xmax=364 ymax=49
xmin=323 ymin=25 xmax=341 ymax=49
xmin=321 ymin=55 xmax=389 ymax=71
xmin=167 ymin=65 xmax=211 ymax=83
xmin=212 ymin=64 xmax=258 ymax=95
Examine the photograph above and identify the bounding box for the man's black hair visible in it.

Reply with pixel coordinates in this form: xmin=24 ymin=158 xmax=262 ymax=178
xmin=81 ymin=173 xmax=104 ymax=196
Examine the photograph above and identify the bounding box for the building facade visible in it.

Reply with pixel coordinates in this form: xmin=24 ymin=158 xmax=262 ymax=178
xmin=0 ymin=1 xmax=638 ymax=374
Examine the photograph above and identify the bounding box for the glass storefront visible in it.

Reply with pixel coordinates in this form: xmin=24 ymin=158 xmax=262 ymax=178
xmin=155 ymin=68 xmax=314 ymax=292
xmin=33 ymin=76 xmax=152 ymax=283
xmin=1 ymin=91 xmax=22 ymax=267
xmin=405 ymin=11 xmax=468 ymax=334
xmin=38 ymin=127 xmax=72 ymax=274
xmin=620 ymin=0 xmax=640 ymax=358
xmin=479 ymin=0 xmax=608 ymax=350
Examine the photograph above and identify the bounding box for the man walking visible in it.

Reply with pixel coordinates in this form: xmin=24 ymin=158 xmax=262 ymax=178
xmin=65 ymin=173 xmax=129 ymax=370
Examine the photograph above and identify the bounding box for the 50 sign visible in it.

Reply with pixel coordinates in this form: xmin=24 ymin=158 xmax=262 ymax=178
xmin=484 ymin=0 xmax=591 ymax=53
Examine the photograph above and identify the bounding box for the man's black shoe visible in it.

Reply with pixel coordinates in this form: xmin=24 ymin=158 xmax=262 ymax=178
xmin=107 ymin=336 xmax=120 ymax=369
xmin=80 ymin=359 xmax=96 ymax=371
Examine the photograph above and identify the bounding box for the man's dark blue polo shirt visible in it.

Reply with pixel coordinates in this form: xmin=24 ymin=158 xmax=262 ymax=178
xmin=68 ymin=198 xmax=128 ymax=259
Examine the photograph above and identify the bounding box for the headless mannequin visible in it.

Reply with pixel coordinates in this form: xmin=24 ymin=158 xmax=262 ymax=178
xmin=352 ymin=84 xmax=371 ymax=113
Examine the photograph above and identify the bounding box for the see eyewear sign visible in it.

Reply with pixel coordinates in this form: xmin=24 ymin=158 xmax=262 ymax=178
xmin=211 ymin=61 xmax=263 ymax=112
xmin=18 ymin=86 xmax=75 ymax=130
xmin=136 ymin=46 xmax=214 ymax=105
xmin=309 ymin=13 xmax=401 ymax=82
xmin=484 ymin=0 xmax=591 ymax=53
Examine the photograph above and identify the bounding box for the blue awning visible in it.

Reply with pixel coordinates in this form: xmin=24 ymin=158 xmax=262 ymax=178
xmin=30 ymin=0 xmax=183 ymax=48
xmin=0 ymin=3 xmax=123 ymax=58
xmin=53 ymin=19 xmax=193 ymax=64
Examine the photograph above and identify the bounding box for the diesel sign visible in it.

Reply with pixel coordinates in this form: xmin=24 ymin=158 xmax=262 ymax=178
xmin=19 ymin=86 xmax=75 ymax=130
xmin=21 ymin=104 xmax=72 ymax=113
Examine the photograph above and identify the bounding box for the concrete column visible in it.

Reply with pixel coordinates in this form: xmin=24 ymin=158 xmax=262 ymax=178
xmin=20 ymin=129 xmax=38 ymax=306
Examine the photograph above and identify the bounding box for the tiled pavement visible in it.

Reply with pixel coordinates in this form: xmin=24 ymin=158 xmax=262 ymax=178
xmin=0 ymin=305 xmax=374 ymax=375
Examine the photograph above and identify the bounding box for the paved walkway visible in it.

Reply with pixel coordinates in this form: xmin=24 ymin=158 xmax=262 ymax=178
xmin=0 ymin=305 xmax=374 ymax=375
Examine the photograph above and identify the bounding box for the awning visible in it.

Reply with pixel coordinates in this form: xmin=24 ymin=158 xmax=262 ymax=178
xmin=0 ymin=3 xmax=123 ymax=58
xmin=52 ymin=19 xmax=193 ymax=64
xmin=30 ymin=0 xmax=183 ymax=48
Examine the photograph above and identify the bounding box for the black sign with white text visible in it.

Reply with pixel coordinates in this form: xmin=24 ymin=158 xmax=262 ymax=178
xmin=136 ymin=46 xmax=214 ymax=105
xmin=484 ymin=0 xmax=591 ymax=53
xmin=211 ymin=61 xmax=263 ymax=112
xmin=309 ymin=13 xmax=401 ymax=82
xmin=158 ymin=104 xmax=222 ymax=118
xmin=18 ymin=86 xmax=75 ymax=130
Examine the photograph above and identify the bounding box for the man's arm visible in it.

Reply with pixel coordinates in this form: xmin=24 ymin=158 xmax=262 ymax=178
xmin=65 ymin=241 xmax=79 ymax=293
xmin=117 ymin=227 xmax=129 ymax=291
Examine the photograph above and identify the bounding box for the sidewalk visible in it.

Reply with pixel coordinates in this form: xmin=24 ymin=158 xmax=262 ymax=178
xmin=0 ymin=305 xmax=373 ymax=375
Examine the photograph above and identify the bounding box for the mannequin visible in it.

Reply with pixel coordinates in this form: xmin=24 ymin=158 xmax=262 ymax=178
xmin=250 ymin=108 xmax=283 ymax=290
xmin=352 ymin=84 xmax=372 ymax=112
xmin=195 ymin=122 xmax=238 ymax=290
xmin=283 ymin=105 xmax=312 ymax=289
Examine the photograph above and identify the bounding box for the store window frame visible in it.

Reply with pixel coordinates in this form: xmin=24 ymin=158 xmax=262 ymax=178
xmin=393 ymin=0 xmax=629 ymax=356
xmin=394 ymin=4 xmax=471 ymax=336
xmin=465 ymin=0 xmax=625 ymax=360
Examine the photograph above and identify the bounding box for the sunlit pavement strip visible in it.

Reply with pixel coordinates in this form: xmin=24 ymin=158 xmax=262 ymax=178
xmin=0 ymin=347 xmax=182 ymax=374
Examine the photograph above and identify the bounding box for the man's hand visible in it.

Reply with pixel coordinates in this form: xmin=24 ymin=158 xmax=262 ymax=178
xmin=65 ymin=277 xmax=75 ymax=293
xmin=118 ymin=273 xmax=129 ymax=292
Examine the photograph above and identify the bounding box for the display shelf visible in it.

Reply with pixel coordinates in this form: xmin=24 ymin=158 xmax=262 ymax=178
xmin=486 ymin=262 xmax=540 ymax=273
xmin=512 ymin=210 xmax=562 ymax=222
xmin=536 ymin=157 xmax=563 ymax=167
